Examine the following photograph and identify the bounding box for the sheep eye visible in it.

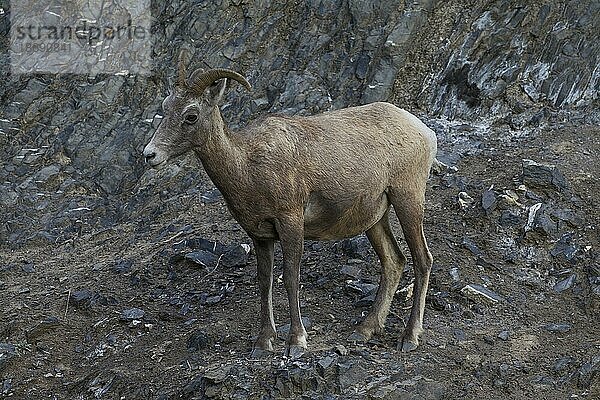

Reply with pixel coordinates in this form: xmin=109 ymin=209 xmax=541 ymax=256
xmin=184 ymin=114 xmax=198 ymax=125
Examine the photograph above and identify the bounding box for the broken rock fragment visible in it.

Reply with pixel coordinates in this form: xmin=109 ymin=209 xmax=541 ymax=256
xmin=522 ymin=159 xmax=568 ymax=192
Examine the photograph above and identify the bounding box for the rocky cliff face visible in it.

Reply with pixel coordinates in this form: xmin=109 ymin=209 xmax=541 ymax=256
xmin=0 ymin=0 xmax=598 ymax=246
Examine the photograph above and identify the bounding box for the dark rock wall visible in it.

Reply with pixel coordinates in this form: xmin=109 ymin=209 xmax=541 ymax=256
xmin=0 ymin=0 xmax=598 ymax=246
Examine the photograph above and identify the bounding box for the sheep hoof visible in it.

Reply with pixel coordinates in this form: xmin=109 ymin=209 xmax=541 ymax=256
xmin=397 ymin=338 xmax=418 ymax=352
xmin=347 ymin=331 xmax=369 ymax=343
xmin=250 ymin=347 xmax=273 ymax=359
xmin=286 ymin=345 xmax=306 ymax=359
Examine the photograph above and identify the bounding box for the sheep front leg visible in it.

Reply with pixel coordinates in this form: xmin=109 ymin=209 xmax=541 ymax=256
xmin=251 ymin=238 xmax=276 ymax=358
xmin=275 ymin=216 xmax=307 ymax=358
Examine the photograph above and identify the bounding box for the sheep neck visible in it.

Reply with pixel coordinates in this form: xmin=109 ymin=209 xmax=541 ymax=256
xmin=193 ymin=107 xmax=249 ymax=193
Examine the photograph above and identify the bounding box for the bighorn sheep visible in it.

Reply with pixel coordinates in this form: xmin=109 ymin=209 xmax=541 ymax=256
xmin=143 ymin=63 xmax=437 ymax=358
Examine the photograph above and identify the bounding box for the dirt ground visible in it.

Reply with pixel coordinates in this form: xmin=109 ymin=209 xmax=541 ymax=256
xmin=1 ymin=122 xmax=599 ymax=399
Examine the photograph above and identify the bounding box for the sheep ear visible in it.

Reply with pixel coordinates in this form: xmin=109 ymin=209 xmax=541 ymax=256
xmin=208 ymin=78 xmax=227 ymax=106
xmin=167 ymin=77 xmax=175 ymax=94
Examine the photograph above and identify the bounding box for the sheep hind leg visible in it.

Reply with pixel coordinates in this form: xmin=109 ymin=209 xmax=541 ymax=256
xmin=389 ymin=189 xmax=433 ymax=352
xmin=349 ymin=210 xmax=405 ymax=343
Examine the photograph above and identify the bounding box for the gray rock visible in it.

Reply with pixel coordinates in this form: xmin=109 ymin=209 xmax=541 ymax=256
xmin=481 ymin=189 xmax=497 ymax=214
xmin=522 ymin=159 xmax=569 ymax=192
xmin=0 ymin=379 xmax=11 ymax=396
xmin=461 ymin=284 xmax=505 ymax=303
xmin=20 ymin=263 xmax=35 ymax=273
xmin=498 ymin=209 xmax=521 ymax=227
xmin=553 ymin=274 xmax=577 ymax=293
xmin=200 ymin=189 xmax=222 ymax=204
xmin=35 ymin=164 xmax=60 ymax=182
xmin=338 ymin=361 xmax=368 ymax=390
xmin=340 ymin=264 xmax=361 ymax=279
xmin=70 ymin=289 xmax=93 ymax=307
xmin=461 ymin=237 xmax=482 ymax=257
xmin=187 ymin=330 xmax=211 ymax=351
xmin=553 ymin=356 xmax=574 ymax=372
xmin=340 ymin=235 xmax=372 ymax=259
xmin=551 ymin=234 xmax=579 ymax=262
xmin=498 ymin=330 xmax=510 ymax=341
xmin=372 ymin=375 xmax=445 ymax=400
xmin=220 ymin=244 xmax=251 ymax=268
xmin=121 ymin=308 xmax=145 ymax=321
xmin=0 ymin=187 xmax=18 ymax=207
xmin=0 ymin=343 xmax=16 ymax=372
xmin=112 ymin=259 xmax=133 ymax=274
xmin=544 ymin=323 xmax=572 ymax=333
xmin=346 ymin=281 xmax=378 ymax=297
xmin=185 ymin=250 xmax=220 ymax=269
xmin=524 ymin=203 xmax=558 ymax=237
xmin=577 ymin=355 xmax=600 ymax=389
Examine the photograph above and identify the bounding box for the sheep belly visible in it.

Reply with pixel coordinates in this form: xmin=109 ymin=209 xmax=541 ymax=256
xmin=303 ymin=190 xmax=389 ymax=240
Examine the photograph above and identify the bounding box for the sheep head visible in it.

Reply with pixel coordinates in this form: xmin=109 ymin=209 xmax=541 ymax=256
xmin=143 ymin=64 xmax=251 ymax=168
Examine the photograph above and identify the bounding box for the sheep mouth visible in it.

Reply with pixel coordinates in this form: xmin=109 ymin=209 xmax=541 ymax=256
xmin=149 ymin=159 xmax=167 ymax=169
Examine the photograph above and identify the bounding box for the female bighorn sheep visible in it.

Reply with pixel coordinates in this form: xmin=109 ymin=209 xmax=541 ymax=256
xmin=143 ymin=63 xmax=437 ymax=358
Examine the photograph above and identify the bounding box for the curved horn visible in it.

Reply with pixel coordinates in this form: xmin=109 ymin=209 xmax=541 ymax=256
xmin=187 ymin=68 xmax=252 ymax=94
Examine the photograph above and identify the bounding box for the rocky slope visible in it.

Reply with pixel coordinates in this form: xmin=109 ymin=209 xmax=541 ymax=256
xmin=0 ymin=2 xmax=599 ymax=398
xmin=1 ymin=0 xmax=599 ymax=247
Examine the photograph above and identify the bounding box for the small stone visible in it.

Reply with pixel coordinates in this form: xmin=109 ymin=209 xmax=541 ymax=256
xmin=577 ymin=355 xmax=600 ymax=389
xmin=461 ymin=237 xmax=482 ymax=256
xmin=185 ymin=250 xmax=219 ymax=269
xmin=461 ymin=284 xmax=505 ymax=303
xmin=340 ymin=264 xmax=361 ymax=279
xmin=522 ymin=159 xmax=568 ymax=192
xmin=524 ymin=203 xmax=558 ymax=237
xmin=449 ymin=267 xmax=460 ymax=282
xmin=544 ymin=323 xmax=572 ymax=333
xmin=35 ymin=164 xmax=60 ymax=182
xmin=481 ymin=188 xmax=497 ymax=214
xmin=430 ymin=292 xmax=449 ymax=311
xmin=70 ymin=289 xmax=93 ymax=307
xmin=551 ymin=209 xmax=584 ymax=227
xmin=0 ymin=379 xmax=11 ymax=395
xmin=0 ymin=343 xmax=17 ymax=372
xmin=346 ymin=281 xmax=378 ymax=297
xmin=112 ymin=259 xmax=132 ymax=274
xmin=550 ymin=234 xmax=578 ymax=262
xmin=220 ymin=244 xmax=251 ymax=268
xmin=453 ymin=328 xmax=467 ymax=342
xmin=354 ymin=292 xmax=376 ymax=307
xmin=187 ymin=330 xmax=211 ymax=351
xmin=338 ymin=361 xmax=368 ymax=390
xmin=121 ymin=308 xmax=145 ymax=321
xmin=21 ymin=263 xmax=35 ymax=273
xmin=340 ymin=236 xmax=371 ymax=259
xmin=334 ymin=344 xmax=348 ymax=356
xmin=498 ymin=210 xmax=521 ymax=227
xmin=317 ymin=355 xmax=335 ymax=370
xmin=204 ymin=295 xmax=222 ymax=305
xmin=553 ymin=274 xmax=576 ymax=293
xmin=553 ymin=356 xmax=574 ymax=372
xmin=498 ymin=330 xmax=510 ymax=341
xmin=457 ymin=191 xmax=474 ymax=209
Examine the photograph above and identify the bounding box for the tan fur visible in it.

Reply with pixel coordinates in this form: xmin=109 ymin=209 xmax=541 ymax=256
xmin=143 ymin=72 xmax=437 ymax=356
